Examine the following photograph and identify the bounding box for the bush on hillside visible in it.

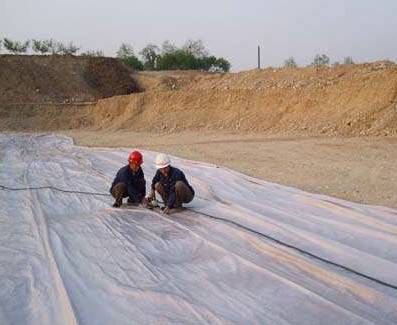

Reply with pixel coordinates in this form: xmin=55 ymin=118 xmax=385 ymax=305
xmin=161 ymin=40 xmax=177 ymax=55
xmin=80 ymin=50 xmax=105 ymax=57
xmin=154 ymin=40 xmax=230 ymax=72
xmin=3 ymin=38 xmax=30 ymax=54
xmin=32 ymin=39 xmax=80 ymax=55
xmin=139 ymin=44 xmax=160 ymax=70
xmin=57 ymin=41 xmax=80 ymax=55
xmin=32 ymin=39 xmax=52 ymax=54
xmin=343 ymin=56 xmax=354 ymax=65
xmin=311 ymin=54 xmax=330 ymax=66
xmin=182 ymin=39 xmax=208 ymax=58
xmin=284 ymin=57 xmax=298 ymax=68
xmin=116 ymin=43 xmax=143 ymax=70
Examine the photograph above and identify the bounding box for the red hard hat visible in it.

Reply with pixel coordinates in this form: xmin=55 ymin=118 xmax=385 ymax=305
xmin=128 ymin=150 xmax=143 ymax=165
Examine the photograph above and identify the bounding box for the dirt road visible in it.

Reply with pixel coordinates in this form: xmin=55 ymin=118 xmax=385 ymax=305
xmin=62 ymin=130 xmax=397 ymax=209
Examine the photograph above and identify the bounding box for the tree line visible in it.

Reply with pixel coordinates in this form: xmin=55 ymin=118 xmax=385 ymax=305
xmin=0 ymin=38 xmax=82 ymax=55
xmin=0 ymin=38 xmax=231 ymax=72
xmin=3 ymin=37 xmax=384 ymax=70
xmin=284 ymin=54 xmax=355 ymax=68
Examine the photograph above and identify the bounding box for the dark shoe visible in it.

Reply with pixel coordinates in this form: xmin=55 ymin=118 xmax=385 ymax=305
xmin=127 ymin=198 xmax=140 ymax=206
xmin=112 ymin=200 xmax=122 ymax=208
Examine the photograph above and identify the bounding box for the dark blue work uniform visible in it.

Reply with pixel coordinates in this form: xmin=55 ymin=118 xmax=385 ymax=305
xmin=151 ymin=166 xmax=194 ymax=208
xmin=110 ymin=165 xmax=146 ymax=202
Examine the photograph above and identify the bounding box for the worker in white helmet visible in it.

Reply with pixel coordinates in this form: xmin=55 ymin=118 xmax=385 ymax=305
xmin=147 ymin=153 xmax=195 ymax=214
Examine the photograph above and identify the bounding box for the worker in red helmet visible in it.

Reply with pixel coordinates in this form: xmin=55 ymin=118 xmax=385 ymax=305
xmin=110 ymin=150 xmax=146 ymax=208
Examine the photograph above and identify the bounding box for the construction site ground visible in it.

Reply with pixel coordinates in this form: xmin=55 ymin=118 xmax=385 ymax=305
xmin=1 ymin=55 xmax=396 ymax=208
xmin=61 ymin=130 xmax=397 ymax=209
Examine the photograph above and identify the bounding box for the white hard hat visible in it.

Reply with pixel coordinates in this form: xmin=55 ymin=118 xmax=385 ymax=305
xmin=155 ymin=153 xmax=171 ymax=169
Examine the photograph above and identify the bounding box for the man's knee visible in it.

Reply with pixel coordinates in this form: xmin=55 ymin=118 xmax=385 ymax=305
xmin=175 ymin=181 xmax=193 ymax=203
xmin=175 ymin=181 xmax=185 ymax=191
xmin=155 ymin=182 xmax=167 ymax=199
xmin=154 ymin=182 xmax=163 ymax=192
xmin=111 ymin=182 xmax=127 ymax=199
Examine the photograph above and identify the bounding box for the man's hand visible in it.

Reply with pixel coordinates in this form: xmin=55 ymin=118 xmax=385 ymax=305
xmin=147 ymin=190 xmax=155 ymax=202
xmin=141 ymin=197 xmax=149 ymax=207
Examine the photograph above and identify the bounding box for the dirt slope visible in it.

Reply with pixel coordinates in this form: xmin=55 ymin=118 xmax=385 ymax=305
xmin=109 ymin=62 xmax=397 ymax=136
xmin=0 ymin=56 xmax=396 ymax=136
xmin=1 ymin=56 xmax=397 ymax=209
xmin=0 ymin=54 xmax=139 ymax=104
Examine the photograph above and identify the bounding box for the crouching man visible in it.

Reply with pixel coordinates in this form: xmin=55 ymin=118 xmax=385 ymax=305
xmin=147 ymin=153 xmax=194 ymax=214
xmin=110 ymin=150 xmax=146 ymax=208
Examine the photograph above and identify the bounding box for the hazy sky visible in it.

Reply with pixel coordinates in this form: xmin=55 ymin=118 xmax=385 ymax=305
xmin=1 ymin=0 xmax=397 ymax=71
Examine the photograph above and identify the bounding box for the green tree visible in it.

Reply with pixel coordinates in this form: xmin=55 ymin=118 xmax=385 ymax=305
xmin=32 ymin=39 xmax=53 ymax=54
xmin=57 ymin=41 xmax=80 ymax=55
xmin=142 ymin=40 xmax=230 ymax=72
xmin=157 ymin=49 xmax=197 ymax=70
xmin=139 ymin=44 xmax=159 ymax=70
xmin=117 ymin=43 xmax=143 ymax=70
xmin=214 ymin=57 xmax=230 ymax=72
xmin=197 ymin=56 xmax=230 ymax=72
xmin=161 ymin=40 xmax=177 ymax=55
xmin=3 ymin=38 xmax=30 ymax=54
xmin=46 ymin=39 xmax=60 ymax=54
xmin=34 ymin=39 xmax=61 ymax=54
xmin=312 ymin=54 xmax=330 ymax=66
xmin=343 ymin=56 xmax=354 ymax=65
xmin=122 ymin=56 xmax=143 ymax=70
xmin=284 ymin=56 xmax=298 ymax=68
xmin=117 ymin=43 xmax=135 ymax=58
xmin=182 ymin=39 xmax=208 ymax=58
xmin=197 ymin=56 xmax=217 ymax=71
xmin=81 ymin=50 xmax=104 ymax=57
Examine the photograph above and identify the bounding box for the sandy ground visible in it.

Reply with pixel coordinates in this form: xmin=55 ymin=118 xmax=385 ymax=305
xmin=60 ymin=130 xmax=397 ymax=210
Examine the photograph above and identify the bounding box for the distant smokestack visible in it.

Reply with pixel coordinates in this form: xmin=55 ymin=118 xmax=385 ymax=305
xmin=257 ymin=46 xmax=261 ymax=69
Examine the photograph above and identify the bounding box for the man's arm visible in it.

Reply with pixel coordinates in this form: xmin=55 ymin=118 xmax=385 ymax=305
xmin=137 ymin=177 xmax=146 ymax=198
xmin=151 ymin=170 xmax=160 ymax=190
xmin=147 ymin=171 xmax=160 ymax=200
xmin=167 ymin=191 xmax=176 ymax=209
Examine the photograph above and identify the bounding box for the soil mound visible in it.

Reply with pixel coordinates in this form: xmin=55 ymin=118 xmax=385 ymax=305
xmin=92 ymin=62 xmax=397 ymax=136
xmin=1 ymin=56 xmax=396 ymax=136
xmin=0 ymin=55 xmax=139 ymax=104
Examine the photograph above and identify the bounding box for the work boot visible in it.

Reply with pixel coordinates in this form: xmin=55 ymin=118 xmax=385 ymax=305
xmin=127 ymin=198 xmax=140 ymax=206
xmin=112 ymin=199 xmax=122 ymax=208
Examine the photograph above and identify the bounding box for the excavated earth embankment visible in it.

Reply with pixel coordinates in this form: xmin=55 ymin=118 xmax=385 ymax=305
xmin=0 ymin=55 xmax=396 ymax=137
xmin=1 ymin=55 xmax=397 ymax=209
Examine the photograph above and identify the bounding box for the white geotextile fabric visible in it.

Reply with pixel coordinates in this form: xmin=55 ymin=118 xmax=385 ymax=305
xmin=0 ymin=133 xmax=397 ymax=324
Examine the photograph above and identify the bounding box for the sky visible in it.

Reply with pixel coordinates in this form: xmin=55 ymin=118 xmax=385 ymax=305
xmin=1 ymin=0 xmax=397 ymax=71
